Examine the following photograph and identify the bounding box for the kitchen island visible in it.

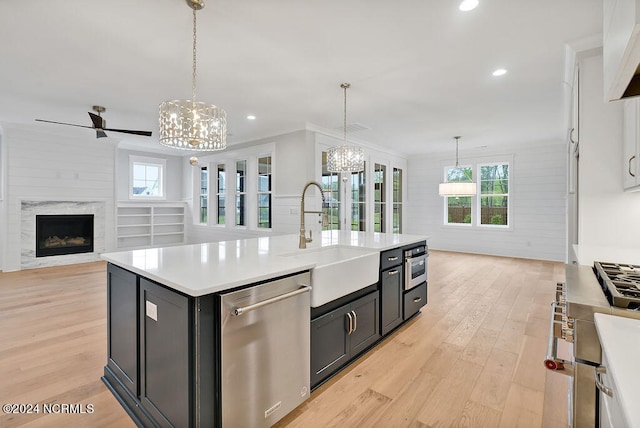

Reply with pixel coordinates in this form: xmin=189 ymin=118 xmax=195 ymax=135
xmin=101 ymin=231 xmax=427 ymax=427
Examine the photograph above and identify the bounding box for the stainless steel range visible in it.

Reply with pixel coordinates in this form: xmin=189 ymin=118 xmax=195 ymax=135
xmin=593 ymin=261 xmax=640 ymax=310
xmin=545 ymin=262 xmax=640 ymax=428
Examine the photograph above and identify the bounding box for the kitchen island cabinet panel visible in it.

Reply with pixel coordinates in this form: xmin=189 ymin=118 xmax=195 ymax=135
xmin=310 ymin=291 xmax=380 ymax=388
xmin=106 ymin=264 xmax=139 ymax=397
xmin=380 ymin=266 xmax=403 ymax=335
xmin=139 ymin=278 xmax=192 ymax=428
xmin=310 ymin=305 xmax=351 ymax=387
xmin=349 ymin=291 xmax=380 ymax=355
xmin=404 ymin=282 xmax=427 ymax=320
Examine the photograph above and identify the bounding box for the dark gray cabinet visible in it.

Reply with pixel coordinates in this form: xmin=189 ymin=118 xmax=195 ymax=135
xmin=311 ymin=291 xmax=380 ymax=387
xmin=106 ymin=264 xmax=139 ymax=397
xmin=139 ymin=278 xmax=191 ymax=427
xmin=404 ymin=281 xmax=427 ymax=320
xmin=104 ymin=264 xmax=200 ymax=428
xmin=380 ymin=247 xmax=404 ymax=336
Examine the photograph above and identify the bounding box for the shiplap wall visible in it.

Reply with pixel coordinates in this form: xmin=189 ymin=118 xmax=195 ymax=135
xmin=1 ymin=123 xmax=116 ymax=271
xmin=404 ymin=141 xmax=567 ymax=262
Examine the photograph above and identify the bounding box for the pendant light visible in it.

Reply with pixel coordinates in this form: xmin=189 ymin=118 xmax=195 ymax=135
xmin=326 ymin=83 xmax=364 ymax=173
xmin=158 ymin=0 xmax=227 ymax=151
xmin=439 ymin=136 xmax=477 ymax=196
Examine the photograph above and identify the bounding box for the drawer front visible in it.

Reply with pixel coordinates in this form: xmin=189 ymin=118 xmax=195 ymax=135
xmin=380 ymin=248 xmax=402 ymax=271
xmin=404 ymin=282 xmax=427 ymax=319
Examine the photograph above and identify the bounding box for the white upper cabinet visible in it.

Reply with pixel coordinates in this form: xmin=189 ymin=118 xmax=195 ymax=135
xmin=622 ymin=99 xmax=640 ymax=189
xmin=603 ymin=0 xmax=640 ymax=101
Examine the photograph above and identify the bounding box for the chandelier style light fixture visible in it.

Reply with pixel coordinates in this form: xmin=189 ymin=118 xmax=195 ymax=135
xmin=439 ymin=136 xmax=477 ymax=196
xmin=158 ymin=0 xmax=227 ymax=151
xmin=327 ymin=83 xmax=364 ymax=173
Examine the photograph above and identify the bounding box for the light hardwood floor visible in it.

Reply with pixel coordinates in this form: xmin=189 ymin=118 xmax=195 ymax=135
xmin=0 ymin=251 xmax=569 ymax=428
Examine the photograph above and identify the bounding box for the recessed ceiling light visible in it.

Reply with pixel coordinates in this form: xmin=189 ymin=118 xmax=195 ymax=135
xmin=459 ymin=0 xmax=479 ymax=11
xmin=246 ymin=115 xmax=256 ymax=120
xmin=492 ymin=68 xmax=507 ymax=76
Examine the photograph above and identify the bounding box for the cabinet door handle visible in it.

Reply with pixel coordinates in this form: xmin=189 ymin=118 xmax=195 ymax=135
xmin=569 ymin=127 xmax=578 ymax=144
xmin=346 ymin=312 xmax=353 ymax=335
xmin=630 ymin=155 xmax=636 ymax=177
xmin=595 ymin=366 xmax=613 ymax=397
xmin=388 ymin=270 xmax=399 ymax=276
xmin=351 ymin=310 xmax=357 ymax=333
xmin=413 ymin=297 xmax=422 ymax=303
xmin=387 ymin=256 xmax=398 ymax=261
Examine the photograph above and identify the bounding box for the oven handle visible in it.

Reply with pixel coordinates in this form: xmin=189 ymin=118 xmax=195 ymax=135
xmin=543 ymin=301 xmax=574 ymax=375
xmin=405 ymin=253 xmax=428 ymax=265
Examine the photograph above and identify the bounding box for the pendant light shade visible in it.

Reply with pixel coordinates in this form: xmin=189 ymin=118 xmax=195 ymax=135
xmin=439 ymin=136 xmax=477 ymax=196
xmin=327 ymin=83 xmax=364 ymax=173
xmin=158 ymin=0 xmax=227 ymax=151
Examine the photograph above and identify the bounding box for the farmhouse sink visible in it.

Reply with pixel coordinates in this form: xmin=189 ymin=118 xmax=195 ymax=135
xmin=279 ymin=246 xmax=380 ymax=307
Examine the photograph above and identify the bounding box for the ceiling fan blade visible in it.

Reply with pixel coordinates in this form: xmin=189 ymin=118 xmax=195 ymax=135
xmin=88 ymin=112 xmax=104 ymax=129
xmin=96 ymin=129 xmax=108 ymax=138
xmin=103 ymin=128 xmax=153 ymax=137
xmin=35 ymin=119 xmax=93 ymax=129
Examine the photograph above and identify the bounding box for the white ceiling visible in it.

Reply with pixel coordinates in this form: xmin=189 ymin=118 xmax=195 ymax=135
xmin=0 ymin=0 xmax=602 ymax=156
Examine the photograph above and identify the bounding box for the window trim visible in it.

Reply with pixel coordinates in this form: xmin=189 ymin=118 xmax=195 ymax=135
xmin=199 ymin=166 xmax=208 ymax=224
xmin=477 ymin=161 xmax=510 ymax=228
xmin=441 ymin=158 xmax=512 ymax=230
xmin=193 ymin=143 xmax=274 ymax=231
xmin=129 ymin=155 xmax=166 ymax=200
xmin=257 ymin=154 xmax=273 ymax=230
xmin=442 ymin=163 xmax=474 ymax=227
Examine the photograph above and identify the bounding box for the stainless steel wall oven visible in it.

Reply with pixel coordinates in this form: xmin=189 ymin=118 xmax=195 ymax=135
xmin=404 ymin=245 xmax=427 ymax=290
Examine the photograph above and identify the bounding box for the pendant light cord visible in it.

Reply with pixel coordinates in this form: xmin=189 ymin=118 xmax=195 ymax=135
xmin=343 ymin=84 xmax=347 ymax=146
xmin=192 ymin=7 xmax=198 ymax=103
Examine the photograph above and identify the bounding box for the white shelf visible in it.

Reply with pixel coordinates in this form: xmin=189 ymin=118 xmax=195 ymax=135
xmin=116 ymin=203 xmax=186 ymax=249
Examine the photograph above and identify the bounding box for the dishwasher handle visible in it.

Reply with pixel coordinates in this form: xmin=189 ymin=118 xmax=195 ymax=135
xmin=232 ymin=284 xmax=311 ymax=316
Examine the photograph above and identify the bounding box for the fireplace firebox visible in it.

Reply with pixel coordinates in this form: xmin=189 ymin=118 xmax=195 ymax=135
xmin=36 ymin=214 xmax=94 ymax=257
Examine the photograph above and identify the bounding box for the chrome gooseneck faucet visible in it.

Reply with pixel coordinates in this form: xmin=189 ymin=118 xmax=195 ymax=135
xmin=299 ymin=181 xmax=329 ymax=249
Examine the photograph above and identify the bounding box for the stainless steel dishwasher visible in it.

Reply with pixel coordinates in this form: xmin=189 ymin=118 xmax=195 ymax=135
xmin=220 ymin=271 xmax=311 ymax=427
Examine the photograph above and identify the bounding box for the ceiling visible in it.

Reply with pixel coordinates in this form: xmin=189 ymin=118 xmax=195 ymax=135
xmin=0 ymin=0 xmax=602 ymax=156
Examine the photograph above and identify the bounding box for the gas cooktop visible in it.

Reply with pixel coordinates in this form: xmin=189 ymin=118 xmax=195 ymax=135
xmin=593 ymin=261 xmax=640 ymax=310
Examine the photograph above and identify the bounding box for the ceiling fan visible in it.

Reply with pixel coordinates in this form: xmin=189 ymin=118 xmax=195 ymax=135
xmin=35 ymin=105 xmax=153 ymax=139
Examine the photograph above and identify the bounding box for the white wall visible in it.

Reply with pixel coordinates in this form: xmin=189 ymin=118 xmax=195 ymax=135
xmin=404 ymin=141 xmax=567 ymax=262
xmin=575 ymin=53 xmax=640 ymax=260
xmin=1 ymin=123 xmax=116 ymax=271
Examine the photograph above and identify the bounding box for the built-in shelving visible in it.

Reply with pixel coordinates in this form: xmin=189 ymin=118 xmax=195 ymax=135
xmin=116 ymin=203 xmax=186 ymax=249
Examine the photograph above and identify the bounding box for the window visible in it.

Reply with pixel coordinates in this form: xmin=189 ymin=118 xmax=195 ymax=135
xmin=199 ymin=166 xmax=208 ymax=224
xmin=235 ymin=160 xmax=247 ymax=226
xmin=392 ymin=167 xmax=402 ymax=233
xmin=350 ymin=166 xmax=366 ymax=231
xmin=374 ymin=163 xmax=386 ymax=232
xmin=258 ymin=156 xmax=272 ymax=228
xmin=130 ymin=156 xmax=165 ymax=199
xmin=216 ymin=165 xmax=226 ymax=225
xmin=445 ymin=165 xmax=473 ymax=225
xmin=321 ymin=151 xmax=341 ymax=230
xmin=442 ymin=162 xmax=510 ymax=227
xmin=479 ymin=163 xmax=509 ymax=226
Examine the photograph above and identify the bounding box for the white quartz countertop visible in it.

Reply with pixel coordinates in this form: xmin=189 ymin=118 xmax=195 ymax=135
xmin=101 ymin=231 xmax=427 ymax=297
xmin=594 ymin=313 xmax=640 ymax=427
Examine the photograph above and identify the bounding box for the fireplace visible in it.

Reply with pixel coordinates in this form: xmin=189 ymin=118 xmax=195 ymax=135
xmin=36 ymin=214 xmax=94 ymax=257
